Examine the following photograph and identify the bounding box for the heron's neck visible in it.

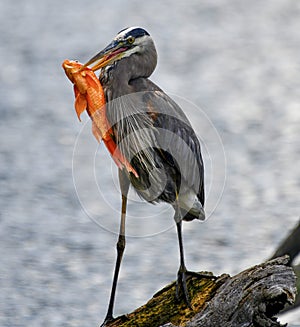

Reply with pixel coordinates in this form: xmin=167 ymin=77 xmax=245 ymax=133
xmin=99 ymin=63 xmax=131 ymax=100
xmin=100 ymin=48 xmax=157 ymax=100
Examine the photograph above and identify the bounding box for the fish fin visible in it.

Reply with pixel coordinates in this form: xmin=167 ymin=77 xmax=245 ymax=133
xmin=92 ymin=121 xmax=103 ymax=142
xmin=112 ymin=149 xmax=139 ymax=178
xmin=73 ymin=85 xmax=81 ymax=101
xmin=74 ymin=85 xmax=87 ymax=121
xmin=85 ymin=73 xmax=101 ymax=91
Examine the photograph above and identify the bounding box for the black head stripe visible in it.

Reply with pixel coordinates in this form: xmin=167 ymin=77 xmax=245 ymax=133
xmin=128 ymin=28 xmax=150 ymax=38
xmin=117 ymin=27 xmax=150 ymax=40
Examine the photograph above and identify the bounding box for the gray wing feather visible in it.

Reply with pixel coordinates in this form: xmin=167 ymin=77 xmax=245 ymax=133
xmin=143 ymin=90 xmax=205 ymax=205
xmin=106 ymin=77 xmax=204 ymax=205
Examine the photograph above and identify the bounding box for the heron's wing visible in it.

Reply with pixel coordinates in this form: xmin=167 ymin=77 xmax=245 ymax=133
xmin=142 ymin=89 xmax=205 ymax=205
xmin=105 ymin=90 xmax=159 ymax=172
xmin=108 ymin=78 xmax=204 ymax=205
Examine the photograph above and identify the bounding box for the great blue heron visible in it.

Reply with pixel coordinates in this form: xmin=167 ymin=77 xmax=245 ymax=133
xmin=83 ymin=26 xmax=212 ymax=324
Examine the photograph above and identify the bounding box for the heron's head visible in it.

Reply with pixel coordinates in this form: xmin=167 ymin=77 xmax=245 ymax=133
xmin=83 ymin=27 xmax=157 ymax=78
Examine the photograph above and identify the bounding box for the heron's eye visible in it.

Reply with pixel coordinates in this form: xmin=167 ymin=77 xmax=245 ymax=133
xmin=127 ymin=36 xmax=135 ymax=44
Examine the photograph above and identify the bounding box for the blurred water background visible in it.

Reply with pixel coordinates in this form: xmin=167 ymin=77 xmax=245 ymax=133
xmin=0 ymin=0 xmax=299 ymax=326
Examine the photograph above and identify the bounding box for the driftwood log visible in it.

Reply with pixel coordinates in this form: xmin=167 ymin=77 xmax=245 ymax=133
xmin=104 ymin=256 xmax=296 ymax=327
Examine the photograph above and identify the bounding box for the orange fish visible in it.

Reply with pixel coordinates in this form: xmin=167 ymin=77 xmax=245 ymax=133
xmin=62 ymin=59 xmax=138 ymax=177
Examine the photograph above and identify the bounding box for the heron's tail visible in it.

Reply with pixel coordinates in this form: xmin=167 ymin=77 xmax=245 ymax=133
xmin=173 ymin=191 xmax=205 ymax=222
xmin=182 ymin=199 xmax=205 ymax=221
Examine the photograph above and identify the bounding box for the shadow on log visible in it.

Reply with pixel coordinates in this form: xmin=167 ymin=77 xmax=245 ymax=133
xmin=105 ymin=256 xmax=296 ymax=327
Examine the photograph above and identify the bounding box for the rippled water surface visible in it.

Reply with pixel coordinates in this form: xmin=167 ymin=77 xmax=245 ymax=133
xmin=1 ymin=0 xmax=299 ymax=326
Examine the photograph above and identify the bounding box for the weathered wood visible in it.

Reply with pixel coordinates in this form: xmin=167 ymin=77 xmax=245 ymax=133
xmin=180 ymin=256 xmax=296 ymax=327
xmin=292 ymin=263 xmax=300 ymax=309
xmin=104 ymin=256 xmax=296 ymax=327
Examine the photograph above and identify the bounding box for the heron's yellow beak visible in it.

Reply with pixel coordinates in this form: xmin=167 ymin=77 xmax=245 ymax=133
xmin=82 ymin=40 xmax=127 ymax=72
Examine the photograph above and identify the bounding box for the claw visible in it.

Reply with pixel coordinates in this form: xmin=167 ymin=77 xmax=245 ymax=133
xmin=176 ymin=268 xmax=217 ymax=308
xmin=176 ymin=267 xmax=192 ymax=308
xmin=100 ymin=314 xmax=128 ymax=327
xmin=99 ymin=316 xmax=113 ymax=327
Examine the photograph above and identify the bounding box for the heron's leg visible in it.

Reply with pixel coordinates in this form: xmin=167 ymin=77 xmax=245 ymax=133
xmin=175 ymin=213 xmax=192 ymax=308
xmin=174 ymin=207 xmax=216 ymax=308
xmin=103 ymin=170 xmax=130 ymax=324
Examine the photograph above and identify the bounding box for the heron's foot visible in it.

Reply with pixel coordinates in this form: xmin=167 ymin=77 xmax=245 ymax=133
xmin=100 ymin=314 xmax=128 ymax=327
xmin=184 ymin=270 xmax=217 ymax=280
xmin=176 ymin=267 xmax=217 ymax=308
xmin=99 ymin=315 xmax=114 ymax=327
xmin=176 ymin=266 xmax=192 ymax=308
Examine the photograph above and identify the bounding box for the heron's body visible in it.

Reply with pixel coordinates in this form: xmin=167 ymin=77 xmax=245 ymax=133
xmin=97 ymin=28 xmax=205 ymax=219
xmin=82 ymin=27 xmax=211 ymax=325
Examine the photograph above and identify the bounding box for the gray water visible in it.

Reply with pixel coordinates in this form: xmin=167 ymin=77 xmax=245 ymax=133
xmin=0 ymin=0 xmax=299 ymax=326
